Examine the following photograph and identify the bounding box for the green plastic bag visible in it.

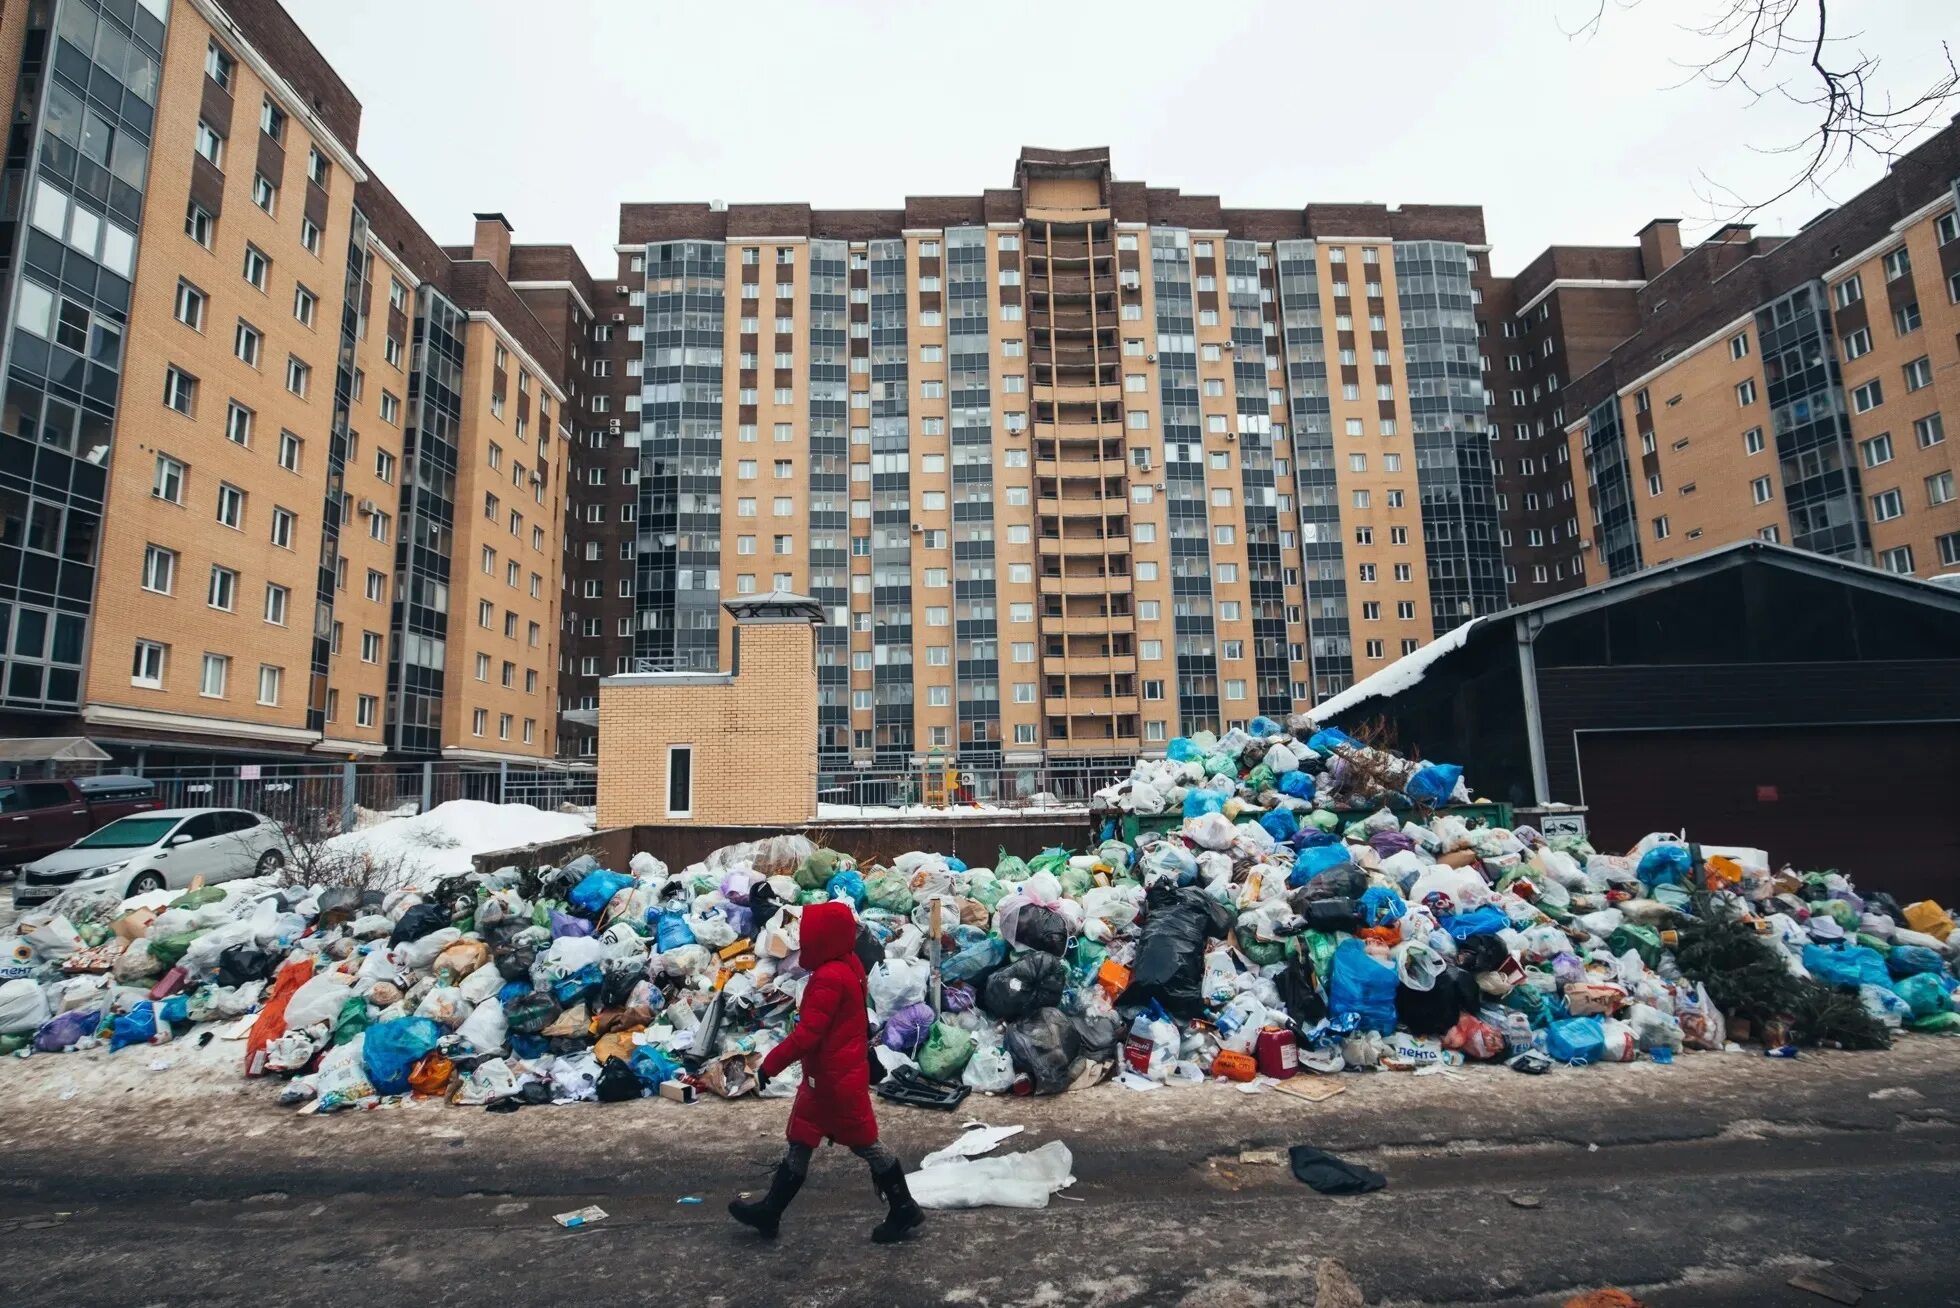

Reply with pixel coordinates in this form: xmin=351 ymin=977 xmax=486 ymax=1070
xmin=864 ymin=872 xmax=914 ymax=915
xmin=1854 ymin=932 xmax=1893 ymax=954
xmin=995 ymin=852 xmax=1032 ymax=881
xmin=1095 ymin=840 xmax=1132 ymax=873
xmin=1244 ymin=764 xmax=1276 ymax=795
xmin=1203 ymin=753 xmax=1239 ymax=779
xmin=965 ymin=873 xmax=1005 ymax=909
xmin=1892 ymin=972 xmax=1951 ymax=1020
xmin=1608 ymin=923 xmax=1661 ymax=969
xmin=1059 ymin=866 xmax=1093 ymax=899
xmin=1069 ymin=936 xmax=1108 ymax=985
xmin=331 ymin=993 xmax=371 ymax=1046
xmin=796 ymin=848 xmax=847 ymax=890
xmin=1307 ymin=809 xmax=1340 ymax=832
xmin=169 ymin=886 xmax=227 ymax=911
xmin=1907 ymin=1010 xmax=1960 ymax=1034
xmin=1304 ymin=930 xmax=1341 ymax=985
xmin=1504 ymin=982 xmax=1554 ymax=1028
xmin=1027 ymin=849 xmax=1070 ymax=877
xmin=1236 ymin=926 xmax=1285 ymax=968
xmin=147 ymin=930 xmax=204 ymax=971
xmin=797 ymin=887 xmax=830 ymax=906
xmin=917 ymin=1022 xmax=975 ymax=1081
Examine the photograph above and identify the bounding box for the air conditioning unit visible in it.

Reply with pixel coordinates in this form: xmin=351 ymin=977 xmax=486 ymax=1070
xmin=356 ymin=498 xmax=377 ymax=515
xmin=611 ymin=312 xmax=626 ymax=323
xmin=1222 ymin=341 xmax=1235 ymax=351
xmin=1223 ymin=432 xmax=1237 ymax=442
xmin=910 ymin=523 xmax=923 ymax=534
xmin=1145 ymin=354 xmax=1157 ymax=363
xmin=608 ymin=420 xmax=622 ymax=433
xmin=615 ymin=285 xmax=630 ymax=295
xmin=530 ymin=470 xmax=544 ymax=486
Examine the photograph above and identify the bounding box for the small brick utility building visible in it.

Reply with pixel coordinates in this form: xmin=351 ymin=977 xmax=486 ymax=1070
xmin=597 ymin=592 xmax=823 ymax=827
xmin=1312 ymin=542 xmax=1960 ymax=900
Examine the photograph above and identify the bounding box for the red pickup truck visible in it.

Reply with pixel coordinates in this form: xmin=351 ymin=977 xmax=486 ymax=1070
xmin=0 ymin=775 xmax=161 ymax=875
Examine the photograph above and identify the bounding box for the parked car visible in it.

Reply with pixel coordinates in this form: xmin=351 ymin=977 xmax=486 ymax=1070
xmin=0 ymin=774 xmax=160 ymax=876
xmin=13 ymin=808 xmax=292 ymax=909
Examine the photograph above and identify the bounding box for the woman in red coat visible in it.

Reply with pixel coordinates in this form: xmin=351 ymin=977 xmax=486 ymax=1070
xmin=729 ymin=899 xmax=923 ymax=1242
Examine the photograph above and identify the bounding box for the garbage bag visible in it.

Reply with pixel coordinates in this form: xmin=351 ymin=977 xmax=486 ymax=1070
xmin=1259 ymin=807 xmax=1299 ymax=843
xmin=629 ymin=1045 xmax=681 ymax=1090
xmin=982 ymin=952 xmax=1066 ymax=1020
xmin=596 ymin=1057 xmax=643 ymax=1102
xmin=455 ymin=996 xmax=508 ymax=1053
xmin=962 ymin=1033 xmax=1016 ymax=1092
xmin=918 ymin=1021 xmax=975 ymax=1081
xmin=1006 ymin=903 xmax=1070 ymax=957
xmin=0 ymin=979 xmax=52 ymax=1035
xmin=503 ymin=990 xmax=560 ymax=1035
xmin=389 ymin=903 xmax=451 ymax=945
xmin=1545 ymin=1015 xmax=1606 ymax=1065
xmin=217 ymin=945 xmax=276 ymax=988
xmin=1289 ymin=843 xmax=1354 ymax=889
xmin=109 ymin=1000 xmax=159 ymax=1050
xmin=1327 ymin=939 xmax=1398 ymax=1034
xmin=1405 ymin=763 xmax=1463 ymax=806
xmin=908 ymin=1139 xmax=1077 ymax=1210
xmin=33 ymin=1006 xmax=100 ymax=1052
xmin=1635 ymin=844 xmax=1691 ymax=889
xmin=1802 ymin=943 xmax=1891 ymax=992
xmin=1891 ymin=972 xmax=1951 ymax=1020
xmin=1396 ymin=965 xmax=1476 ymax=1036
xmin=549 ymin=909 xmax=595 ymax=939
xmin=363 ymin=1016 xmax=444 ymax=1095
xmin=569 ymin=871 xmax=634 ymax=916
xmin=942 ymin=935 xmax=1007 ymax=984
xmin=882 ymin=1001 xmax=935 ymax=1054
xmin=1114 ymin=884 xmax=1233 ymax=1020
xmin=1005 ymin=1008 xmax=1080 ymax=1095
xmin=1886 ymin=945 xmax=1946 ymax=979
xmin=1275 ymin=955 xmax=1328 ymax=1029
xmin=869 ymin=958 xmax=930 ymax=1018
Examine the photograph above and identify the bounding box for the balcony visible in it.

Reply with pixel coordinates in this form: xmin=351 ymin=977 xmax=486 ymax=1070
xmin=1037 ymin=572 xmax=1128 ymax=597
xmin=1045 ymin=694 xmax=1140 ymax=717
xmin=1041 ymin=652 xmax=1136 ymax=677
xmin=1048 ymin=733 xmax=1143 ymax=754
xmin=1047 ymin=610 xmax=1127 ymax=636
xmin=1041 ymin=532 xmax=1130 ymax=558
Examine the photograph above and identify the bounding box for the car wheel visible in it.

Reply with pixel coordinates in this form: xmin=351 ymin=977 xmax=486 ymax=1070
xmin=127 ymin=871 xmax=166 ymax=897
xmin=255 ymin=849 xmax=285 ymax=875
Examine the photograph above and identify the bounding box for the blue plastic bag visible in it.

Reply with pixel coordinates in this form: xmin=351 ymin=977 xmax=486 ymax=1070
xmin=1546 ymin=1015 xmax=1606 ymax=1065
xmin=1307 ymin=727 xmax=1358 ymax=756
xmin=826 ymin=869 xmax=866 ymax=906
xmin=1891 ymin=972 xmax=1952 ymax=1020
xmin=1278 ymin=771 xmax=1316 ymax=800
xmin=109 ymin=1001 xmax=157 ymax=1051
xmin=1635 ymin=844 xmax=1692 ymax=889
xmin=157 ymin=994 xmax=190 ymax=1025
xmin=1404 ymin=763 xmax=1463 ymax=807
xmin=1441 ymin=905 xmax=1512 ymax=942
xmin=1249 ymin=715 xmax=1284 ymax=737
xmin=1259 ymin=807 xmax=1300 ymax=843
xmin=944 ymin=856 xmax=968 ymax=874
xmin=362 ymin=1016 xmax=444 ymax=1094
xmin=553 ymin=964 xmax=603 ymax=1006
xmin=629 ymin=1045 xmax=681 ymax=1089
xmin=1183 ymin=789 xmax=1226 ymax=819
xmin=1359 ymin=885 xmax=1406 ymax=928
xmin=654 ymin=910 xmax=696 ymax=952
xmin=569 ymin=870 xmax=634 ymax=916
xmin=1802 ymin=943 xmax=1891 ymax=992
xmin=1167 ymin=737 xmax=1203 ymax=763
xmin=1289 ymin=843 xmax=1353 ymax=889
xmin=942 ymin=935 xmax=1007 ymax=984
xmin=1885 ymin=945 xmax=1946 ymax=979
xmin=1327 ymin=939 xmax=1398 ymax=1033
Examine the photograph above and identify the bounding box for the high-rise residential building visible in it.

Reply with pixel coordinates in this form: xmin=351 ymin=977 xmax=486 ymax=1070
xmin=570 ymin=149 xmax=1513 ymax=779
xmin=0 ymin=0 xmax=591 ymax=771
xmin=1557 ymin=121 xmax=1960 ymax=586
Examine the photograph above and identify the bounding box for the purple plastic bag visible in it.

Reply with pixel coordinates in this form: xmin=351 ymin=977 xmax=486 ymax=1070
xmin=34 ymin=1007 xmax=101 ymax=1052
xmin=941 ymin=982 xmax=976 ymax=1014
xmin=881 ymin=1001 xmax=935 ymax=1053
xmin=722 ymin=903 xmax=754 ymax=940
xmin=549 ymin=909 xmax=595 ymax=939
xmin=1551 ymin=952 xmax=1587 ymax=987
xmin=1368 ymin=831 xmax=1415 ymax=857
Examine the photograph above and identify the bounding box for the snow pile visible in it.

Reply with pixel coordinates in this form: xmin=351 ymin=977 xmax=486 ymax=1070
xmin=320 ymin=800 xmax=593 ymax=887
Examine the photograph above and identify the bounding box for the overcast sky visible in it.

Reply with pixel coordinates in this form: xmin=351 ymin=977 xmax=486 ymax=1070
xmin=284 ymin=0 xmax=1955 ymax=278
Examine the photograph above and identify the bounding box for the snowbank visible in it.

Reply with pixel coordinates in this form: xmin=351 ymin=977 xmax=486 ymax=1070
xmin=319 ymin=800 xmax=593 ymax=887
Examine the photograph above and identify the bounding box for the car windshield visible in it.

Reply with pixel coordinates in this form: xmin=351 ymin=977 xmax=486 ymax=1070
xmin=72 ymin=815 xmax=180 ymax=849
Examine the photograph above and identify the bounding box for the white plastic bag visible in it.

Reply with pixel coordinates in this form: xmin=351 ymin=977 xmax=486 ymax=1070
xmin=456 ymin=996 xmax=508 ymax=1052
xmin=397 ymin=927 xmax=462 ymax=971
xmin=1184 ymin=812 xmax=1237 ymax=852
xmin=961 ymin=1035 xmax=1016 ymax=1092
xmin=907 ymin=1141 xmax=1076 ymax=1210
xmin=415 ymin=985 xmax=474 ymax=1029
xmin=868 ymin=958 xmax=929 ymax=1018
xmin=283 ymin=972 xmax=354 ymax=1031
xmin=541 ymin=933 xmax=604 ymax=978
xmin=0 ymin=978 xmax=51 ymax=1034
xmin=20 ymin=915 xmax=83 ymax=960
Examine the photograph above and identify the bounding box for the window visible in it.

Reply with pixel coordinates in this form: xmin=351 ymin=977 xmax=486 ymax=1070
xmin=200 ymin=653 xmax=228 ymax=699
xmin=215 ymin=482 xmax=244 ymax=528
xmin=360 ymin=630 xmax=382 ymax=664
xmin=1883 ymin=248 xmax=1912 ymax=282
xmin=263 ymin=583 xmax=289 ymax=626
xmin=1751 ymin=476 xmax=1773 ymax=505
xmin=252 ymin=664 xmax=281 ymax=706
xmin=242 ymin=244 xmax=268 ymax=290
xmin=1743 ymin=427 xmax=1765 ymax=455
xmin=233 ymin=319 xmax=262 ymax=367
xmin=472 ymin=708 xmax=488 ymax=736
xmin=1647 ymin=473 xmax=1663 ymax=497
xmin=1364 ymin=640 xmax=1385 ymax=660
xmin=294 ymin=286 xmax=317 ymax=328
xmin=666 ymin=745 xmax=693 ymax=817
xmin=185 ymin=201 xmax=215 ymax=248
xmin=1895 ymin=302 xmax=1922 ymax=335
xmin=1652 ymin=515 xmax=1670 ymax=541
xmin=1833 ymin=275 xmax=1862 ymax=308
xmin=355 ymin=695 xmax=377 ymax=729
xmin=1729 ymin=331 xmax=1749 ymax=359
xmin=1843 ymin=327 xmax=1872 ymax=360
xmin=366 ymin=570 xmax=384 ymax=602
xmin=1392 ymin=563 xmax=1412 ymax=582
xmin=1880 ymin=545 xmax=1915 ymax=575
xmin=251 ymin=171 xmax=276 ymax=214
xmin=207 ymin=566 xmax=236 ymax=611
xmin=194 ymin=120 xmax=223 ymax=167
xmin=270 ymin=506 xmax=295 ymax=548
xmin=301 ymin=217 xmax=322 ymax=256
xmin=286 ymin=356 xmax=310 ymax=397
xmin=131 ymin=640 xmax=166 ymax=688
xmin=153 ymin=455 xmax=186 ymax=504
xmin=279 ymin=431 xmax=302 ymax=472
xmin=259 ymin=95 xmax=286 ymax=141
xmin=1851 ymin=379 xmax=1883 ymax=413
xmin=174 ymin=280 xmax=206 ymax=330
xmin=307 ymin=148 xmax=330 ymax=187
xmin=1929 ymin=471 xmax=1956 ymax=506
xmin=1861 ymin=433 xmax=1893 ymax=467
xmin=1871 ymin=488 xmax=1904 ymax=521
xmin=1903 ymin=357 xmax=1932 ymax=392
xmin=163 ymin=366 xmax=197 ymax=415
xmin=1735 ymin=379 xmax=1756 ymax=406
xmin=1915 ymin=414 xmax=1946 ymax=448
xmin=1942 ymin=532 xmax=1960 ymax=568
xmin=141 ymin=544 xmax=175 ymax=594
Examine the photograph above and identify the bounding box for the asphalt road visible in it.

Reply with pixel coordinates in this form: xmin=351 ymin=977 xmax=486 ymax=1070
xmin=4 ymin=1037 xmax=1957 ymax=1307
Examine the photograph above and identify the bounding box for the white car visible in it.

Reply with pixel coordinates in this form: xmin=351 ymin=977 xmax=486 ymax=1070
xmin=13 ymin=808 xmax=292 ymax=909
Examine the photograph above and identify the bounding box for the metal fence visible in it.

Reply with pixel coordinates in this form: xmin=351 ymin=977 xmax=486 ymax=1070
xmin=125 ymin=761 xmax=596 ymax=839
xmin=815 ymin=757 xmax=1128 ymax=813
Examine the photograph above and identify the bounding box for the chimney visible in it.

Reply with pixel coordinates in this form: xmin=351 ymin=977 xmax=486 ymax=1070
xmin=471 ymin=212 xmax=512 ymax=278
xmin=1711 ymin=222 xmax=1755 ymax=245
xmin=1636 ymin=218 xmax=1683 ymax=280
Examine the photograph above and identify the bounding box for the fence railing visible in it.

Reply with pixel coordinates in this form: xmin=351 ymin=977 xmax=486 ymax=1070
xmin=815 ymin=758 xmax=1127 ymax=812
xmin=123 ymin=761 xmax=595 ymax=840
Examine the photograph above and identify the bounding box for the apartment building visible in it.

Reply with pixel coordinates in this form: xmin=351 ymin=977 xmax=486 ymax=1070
xmin=0 ymin=0 xmax=585 ymax=769
xmin=565 ymin=149 xmax=1512 ymax=773
xmin=1564 ymin=121 xmax=1960 ymax=585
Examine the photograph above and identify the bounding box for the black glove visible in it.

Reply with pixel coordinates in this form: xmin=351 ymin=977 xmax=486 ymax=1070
xmin=754 ymin=1064 xmax=771 ymax=1094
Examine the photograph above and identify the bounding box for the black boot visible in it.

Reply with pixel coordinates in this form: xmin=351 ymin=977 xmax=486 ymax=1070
xmin=869 ymin=1160 xmax=924 ymax=1244
xmin=729 ymin=1163 xmax=804 ymax=1238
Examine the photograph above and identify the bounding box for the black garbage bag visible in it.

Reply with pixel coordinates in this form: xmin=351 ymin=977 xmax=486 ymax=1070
xmin=494 ymin=942 xmax=538 ymax=983
xmin=1457 ymin=933 xmax=1511 ymax=975
xmin=504 ymin=990 xmax=560 ymax=1035
xmin=1298 ymin=898 xmax=1362 ymax=934
xmin=1011 ymin=904 xmax=1071 ymax=958
xmin=1005 ymin=1008 xmax=1080 ymax=1095
xmin=1866 ymin=891 xmax=1904 ymax=925
xmin=390 ymin=902 xmax=450 ymax=945
xmin=1068 ymin=1011 xmax=1121 ymax=1062
xmin=854 ymin=923 xmax=884 ymax=975
xmin=1115 ymin=884 xmax=1234 ymax=1019
xmin=1276 ymin=954 xmax=1328 ymax=1029
xmin=595 ymin=1057 xmax=642 ymax=1102
xmin=981 ymin=951 xmax=1066 ymax=1020
xmin=1290 ymin=864 xmax=1367 ymax=903
xmin=1395 ymin=965 xmax=1479 ymax=1037
xmin=599 ymin=964 xmax=642 ymax=1010
xmin=216 ymin=944 xmax=275 ymax=988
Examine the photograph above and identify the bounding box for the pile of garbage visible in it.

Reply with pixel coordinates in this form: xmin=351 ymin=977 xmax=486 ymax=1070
xmin=3 ymin=715 xmax=1956 ymax=1110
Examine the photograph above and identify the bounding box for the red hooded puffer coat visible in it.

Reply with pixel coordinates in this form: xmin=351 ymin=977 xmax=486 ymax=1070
xmin=758 ymin=900 xmax=878 ymax=1148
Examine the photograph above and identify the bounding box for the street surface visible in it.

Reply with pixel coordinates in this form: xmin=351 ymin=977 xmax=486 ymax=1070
xmin=3 ymin=1029 xmax=1957 ymax=1306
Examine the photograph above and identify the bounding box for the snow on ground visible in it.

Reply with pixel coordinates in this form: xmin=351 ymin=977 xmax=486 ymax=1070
xmin=319 ymin=800 xmax=594 ymax=887
xmin=815 ymin=801 xmax=1087 ymax=821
